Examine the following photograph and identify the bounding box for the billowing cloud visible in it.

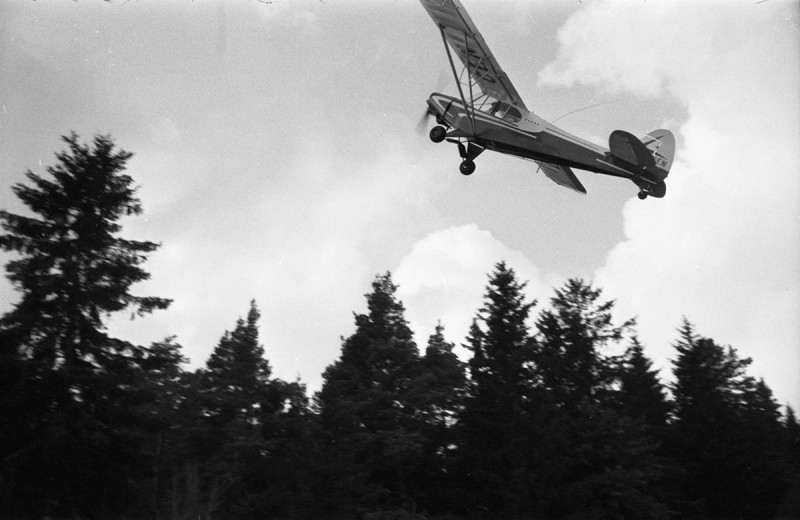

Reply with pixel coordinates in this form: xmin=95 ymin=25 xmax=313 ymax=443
xmin=540 ymin=0 xmax=800 ymax=406
xmin=109 ymin=116 xmax=446 ymax=390
xmin=395 ymin=224 xmax=557 ymax=350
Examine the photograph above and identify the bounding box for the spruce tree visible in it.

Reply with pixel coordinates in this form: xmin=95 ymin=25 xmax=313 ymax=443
xmin=0 ymin=133 xmax=171 ymax=517
xmin=616 ymin=336 xmax=670 ymax=432
xmin=178 ymin=301 xmax=308 ymax=519
xmin=531 ymin=279 xmax=668 ymax=519
xmin=203 ymin=300 xmax=274 ymax=424
xmin=458 ymin=262 xmax=537 ymax=517
xmin=786 ymin=406 xmax=800 ymax=472
xmin=534 ymin=278 xmax=632 ymax=410
xmin=413 ymin=322 xmax=467 ymax=515
xmin=669 ymin=318 xmax=790 ymax=518
xmin=418 ymin=321 xmax=466 ymax=428
xmin=315 ymin=273 xmax=423 ymax=515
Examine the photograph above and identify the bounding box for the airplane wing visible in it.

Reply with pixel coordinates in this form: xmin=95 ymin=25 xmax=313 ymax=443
xmin=536 ymin=161 xmax=587 ymax=194
xmin=420 ymin=0 xmax=528 ymax=111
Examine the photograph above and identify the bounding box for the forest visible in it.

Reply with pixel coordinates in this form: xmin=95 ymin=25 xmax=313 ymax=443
xmin=1 ymin=134 xmax=798 ymax=520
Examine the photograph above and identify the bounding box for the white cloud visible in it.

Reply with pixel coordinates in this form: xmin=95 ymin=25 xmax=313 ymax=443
xmin=110 ymin=117 xmax=446 ymax=391
xmin=541 ymin=0 xmax=800 ymax=407
xmin=395 ymin=224 xmax=557 ymax=351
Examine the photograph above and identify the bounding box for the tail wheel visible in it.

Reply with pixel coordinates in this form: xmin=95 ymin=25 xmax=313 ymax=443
xmin=637 ymin=190 xmax=648 ymax=200
xmin=460 ymin=159 xmax=476 ymax=176
xmin=429 ymin=126 xmax=447 ymax=143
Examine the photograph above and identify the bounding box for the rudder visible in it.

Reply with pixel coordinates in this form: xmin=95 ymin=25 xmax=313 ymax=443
xmin=640 ymin=129 xmax=675 ymax=176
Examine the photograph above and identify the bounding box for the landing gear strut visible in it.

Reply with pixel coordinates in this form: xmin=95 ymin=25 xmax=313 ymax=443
xmin=428 ymin=125 xmax=484 ymax=177
xmin=456 ymin=141 xmax=484 ymax=176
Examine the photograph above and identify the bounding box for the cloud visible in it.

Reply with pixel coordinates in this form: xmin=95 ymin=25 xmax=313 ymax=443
xmin=395 ymin=224 xmax=556 ymax=350
xmin=109 ymin=113 xmax=446 ymax=391
xmin=540 ymin=0 xmax=800 ymax=406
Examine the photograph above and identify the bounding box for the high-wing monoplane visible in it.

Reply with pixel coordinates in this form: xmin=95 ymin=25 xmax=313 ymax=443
xmin=419 ymin=0 xmax=675 ymax=199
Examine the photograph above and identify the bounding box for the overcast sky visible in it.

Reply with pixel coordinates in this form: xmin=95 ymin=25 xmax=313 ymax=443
xmin=1 ymin=0 xmax=797 ymax=409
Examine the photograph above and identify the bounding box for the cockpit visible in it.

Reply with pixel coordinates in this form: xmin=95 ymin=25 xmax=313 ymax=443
xmin=486 ymin=101 xmax=522 ymax=123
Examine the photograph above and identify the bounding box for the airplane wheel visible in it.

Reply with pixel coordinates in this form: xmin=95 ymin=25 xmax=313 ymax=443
xmin=637 ymin=190 xmax=648 ymax=200
xmin=460 ymin=160 xmax=476 ymax=176
xmin=429 ymin=126 xmax=447 ymax=143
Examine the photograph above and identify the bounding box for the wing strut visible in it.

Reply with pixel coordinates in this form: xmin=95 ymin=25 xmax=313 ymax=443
xmin=439 ymin=26 xmax=477 ymax=136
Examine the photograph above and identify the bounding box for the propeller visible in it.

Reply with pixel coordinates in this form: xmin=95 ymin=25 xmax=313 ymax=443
xmin=416 ymin=68 xmax=451 ymax=135
xmin=416 ymin=107 xmax=434 ymax=135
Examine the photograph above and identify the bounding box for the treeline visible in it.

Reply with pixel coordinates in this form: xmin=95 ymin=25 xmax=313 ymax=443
xmin=1 ymin=134 xmax=798 ymax=520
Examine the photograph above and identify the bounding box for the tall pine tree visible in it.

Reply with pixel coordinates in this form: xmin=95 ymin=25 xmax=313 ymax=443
xmin=669 ymin=318 xmax=790 ymax=518
xmin=414 ymin=322 xmax=467 ymax=516
xmin=534 ymin=278 xmax=632 ymax=410
xmin=458 ymin=262 xmax=537 ymax=517
xmin=176 ymin=301 xmax=308 ymax=520
xmin=616 ymin=336 xmax=671 ymax=433
xmin=531 ymin=279 xmax=668 ymax=519
xmin=0 ymin=133 xmax=171 ymax=518
xmin=315 ymin=273 xmax=423 ymax=516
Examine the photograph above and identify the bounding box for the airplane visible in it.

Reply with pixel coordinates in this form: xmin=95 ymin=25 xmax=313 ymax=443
xmin=418 ymin=0 xmax=675 ymax=199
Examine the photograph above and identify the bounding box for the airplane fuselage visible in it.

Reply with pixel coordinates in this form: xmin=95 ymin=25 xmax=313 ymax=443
xmin=427 ymin=93 xmax=634 ymax=180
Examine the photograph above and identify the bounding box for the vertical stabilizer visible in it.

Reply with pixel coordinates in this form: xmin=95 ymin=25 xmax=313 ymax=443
xmin=641 ymin=129 xmax=675 ymax=176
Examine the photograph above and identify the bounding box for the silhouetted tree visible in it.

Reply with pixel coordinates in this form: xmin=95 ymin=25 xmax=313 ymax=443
xmin=668 ymin=318 xmax=790 ymax=518
xmin=530 ymin=279 xmax=668 ymax=519
xmin=175 ymin=301 xmax=308 ymax=520
xmin=457 ymin=262 xmax=537 ymax=517
xmin=0 ymin=133 xmax=171 ymax=518
xmin=534 ymin=278 xmax=633 ymax=410
xmin=315 ymin=273 xmax=424 ymax=516
xmin=787 ymin=406 xmax=800 ymax=471
xmin=616 ymin=336 xmax=671 ymax=432
xmin=412 ymin=322 xmax=467 ymax=515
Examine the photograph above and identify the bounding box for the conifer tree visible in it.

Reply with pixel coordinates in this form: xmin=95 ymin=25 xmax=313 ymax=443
xmin=464 ymin=262 xmax=535 ymax=410
xmin=203 ymin=300 xmax=274 ymax=424
xmin=0 ymin=133 xmax=170 ymax=518
xmin=177 ymin=301 xmax=307 ymax=519
xmin=418 ymin=321 xmax=466 ymax=428
xmin=458 ymin=262 xmax=537 ymax=517
xmin=531 ymin=279 xmax=667 ymax=519
xmin=786 ymin=406 xmax=800 ymax=471
xmin=411 ymin=322 xmax=467 ymax=515
xmin=534 ymin=278 xmax=632 ymax=409
xmin=315 ymin=273 xmax=423 ymax=515
xmin=616 ymin=336 xmax=670 ymax=432
xmin=669 ymin=318 xmax=790 ymax=518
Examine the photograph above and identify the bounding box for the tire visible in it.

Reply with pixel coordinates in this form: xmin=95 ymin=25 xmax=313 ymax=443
xmin=460 ymin=160 xmax=476 ymax=176
xmin=429 ymin=126 xmax=447 ymax=143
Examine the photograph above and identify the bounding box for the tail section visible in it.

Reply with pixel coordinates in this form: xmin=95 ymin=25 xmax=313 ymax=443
xmin=641 ymin=129 xmax=675 ymax=177
xmin=608 ymin=128 xmax=675 ymax=199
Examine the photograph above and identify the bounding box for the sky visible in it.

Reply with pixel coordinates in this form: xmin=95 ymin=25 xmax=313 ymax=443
xmin=1 ymin=0 xmax=798 ymax=410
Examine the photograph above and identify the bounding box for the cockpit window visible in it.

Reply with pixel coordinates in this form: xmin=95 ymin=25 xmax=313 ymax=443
xmin=503 ymin=106 xmax=521 ymax=123
xmin=487 ymin=101 xmax=521 ymax=123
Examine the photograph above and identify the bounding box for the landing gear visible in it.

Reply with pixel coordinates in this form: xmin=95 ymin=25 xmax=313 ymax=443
xmin=460 ymin=159 xmax=476 ymax=176
xmin=637 ymin=190 xmax=648 ymax=200
xmin=429 ymin=125 xmax=447 ymax=143
xmin=456 ymin=141 xmax=483 ymax=176
xmin=428 ymin=128 xmax=483 ymax=176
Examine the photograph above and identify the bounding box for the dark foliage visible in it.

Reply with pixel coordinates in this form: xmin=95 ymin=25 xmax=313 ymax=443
xmin=1 ymin=136 xmax=796 ymax=519
xmin=0 ymin=133 xmax=171 ymax=518
xmin=667 ymin=319 xmax=792 ymax=519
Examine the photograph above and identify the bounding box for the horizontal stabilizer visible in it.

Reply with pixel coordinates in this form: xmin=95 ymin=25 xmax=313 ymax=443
xmin=537 ymin=161 xmax=587 ymax=194
xmin=609 ymin=130 xmax=655 ymax=170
